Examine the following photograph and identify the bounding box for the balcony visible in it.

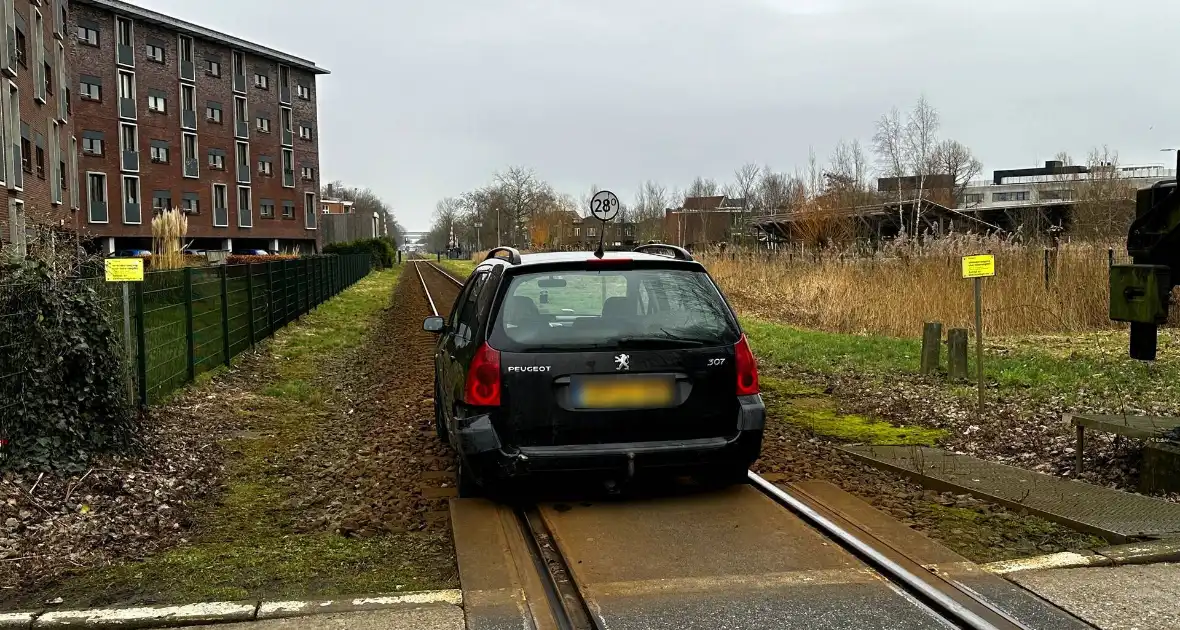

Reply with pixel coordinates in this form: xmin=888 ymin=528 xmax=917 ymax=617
xmin=117 ymin=44 xmax=133 ymax=67
xmin=280 ymin=86 xmax=291 ymax=104
xmin=282 ymin=168 xmax=294 ymax=188
xmin=237 ymin=162 xmax=250 ymax=184
xmin=181 ymin=109 xmax=196 ymax=130
xmin=282 ymin=128 xmax=292 ymax=146
xmin=180 ymin=60 xmax=195 ymax=82
xmin=213 ymin=205 xmax=228 ymax=227
xmin=122 ymin=150 xmax=139 ymax=172
xmin=184 ymin=158 xmax=198 ymax=178
xmin=119 ymin=97 xmax=136 ymax=119
xmin=232 ymin=73 xmax=246 ymax=93
xmin=123 ymin=201 xmax=141 ymax=224
xmin=304 ymin=207 xmax=317 ymax=230
xmin=235 ymin=120 xmax=248 ymax=139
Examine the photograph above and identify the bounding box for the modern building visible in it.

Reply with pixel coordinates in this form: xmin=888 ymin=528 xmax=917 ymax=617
xmin=68 ymin=0 xmax=329 ymax=255
xmin=0 ymin=0 xmax=74 ymax=257
xmin=319 ymin=197 xmax=352 ymax=214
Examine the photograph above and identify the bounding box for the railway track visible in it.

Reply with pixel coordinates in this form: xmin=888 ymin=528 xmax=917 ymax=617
xmin=410 ymin=261 xmax=1088 ymax=630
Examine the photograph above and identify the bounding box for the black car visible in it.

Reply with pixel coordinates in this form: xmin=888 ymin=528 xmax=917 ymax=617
xmin=423 ymin=244 xmax=764 ymax=496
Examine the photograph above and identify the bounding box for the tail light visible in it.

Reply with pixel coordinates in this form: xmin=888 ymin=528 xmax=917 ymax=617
xmin=734 ymin=335 xmax=759 ymax=396
xmin=463 ymin=342 xmax=502 ymax=406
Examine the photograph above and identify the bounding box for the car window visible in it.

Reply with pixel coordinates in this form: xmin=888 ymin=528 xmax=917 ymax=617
xmin=490 ymin=268 xmax=738 ymax=351
xmin=454 ymin=271 xmax=488 ymax=348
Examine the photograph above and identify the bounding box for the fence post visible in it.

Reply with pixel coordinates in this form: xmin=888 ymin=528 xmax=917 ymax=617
xmin=220 ymin=265 xmax=231 ymax=366
xmin=1043 ymin=249 xmax=1050 ymax=291
xmin=245 ymin=263 xmax=256 ymax=349
xmin=920 ymin=322 xmax=943 ymax=375
xmin=1108 ymin=248 xmax=1114 ymax=267
xmin=184 ymin=267 xmax=195 ymax=381
xmin=267 ymin=262 xmax=276 ymax=337
xmin=305 ymin=258 xmax=312 ymax=312
xmin=948 ymin=328 xmax=969 ymax=380
xmin=134 ymin=281 xmax=148 ymax=407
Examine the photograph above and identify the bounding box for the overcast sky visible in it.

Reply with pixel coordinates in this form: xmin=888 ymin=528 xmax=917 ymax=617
xmin=137 ymin=0 xmax=1180 ymax=231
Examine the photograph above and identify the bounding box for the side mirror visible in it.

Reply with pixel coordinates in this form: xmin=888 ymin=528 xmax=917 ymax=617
xmin=423 ymin=316 xmax=446 ymax=333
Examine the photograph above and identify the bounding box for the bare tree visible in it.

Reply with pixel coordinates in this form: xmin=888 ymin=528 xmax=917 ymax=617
xmin=757 ymin=167 xmax=791 ymax=215
xmin=495 ymin=166 xmax=547 ymax=247
xmin=931 ymin=139 xmax=982 ymax=205
xmin=1071 ymin=146 xmax=1136 ymax=241
xmin=732 ymin=163 xmax=760 ymax=213
xmin=905 ymin=95 xmax=940 ymax=232
xmin=873 ymin=106 xmax=907 ymax=231
xmin=687 ymin=176 xmax=719 ymax=198
xmin=632 ymin=180 xmax=668 ymax=242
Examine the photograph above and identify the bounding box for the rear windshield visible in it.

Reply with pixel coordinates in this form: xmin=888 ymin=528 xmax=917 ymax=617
xmin=489 ymin=267 xmax=739 ymax=351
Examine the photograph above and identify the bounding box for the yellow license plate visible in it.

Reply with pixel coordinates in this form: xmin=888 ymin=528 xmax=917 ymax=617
xmin=574 ymin=377 xmax=675 ymax=409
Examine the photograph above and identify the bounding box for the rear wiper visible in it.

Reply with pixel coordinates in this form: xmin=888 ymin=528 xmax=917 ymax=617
xmin=615 ymin=336 xmax=708 ymax=348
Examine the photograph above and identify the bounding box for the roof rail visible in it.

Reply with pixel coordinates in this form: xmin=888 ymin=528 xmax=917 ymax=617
xmin=633 ymin=243 xmax=693 ymax=261
xmin=484 ymin=246 xmax=522 ymax=265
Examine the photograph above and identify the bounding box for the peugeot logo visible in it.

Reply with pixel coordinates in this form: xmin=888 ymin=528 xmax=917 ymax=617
xmin=614 ymin=353 xmax=630 ymax=371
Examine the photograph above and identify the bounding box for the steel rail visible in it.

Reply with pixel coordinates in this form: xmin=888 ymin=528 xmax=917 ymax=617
xmin=748 ymin=471 xmax=1018 ymax=630
xmin=413 ymin=262 xmax=440 ymax=317
xmin=423 ymin=261 xmax=465 ymax=287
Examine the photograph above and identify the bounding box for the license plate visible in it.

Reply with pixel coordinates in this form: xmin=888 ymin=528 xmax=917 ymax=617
xmin=572 ymin=376 xmax=675 ymax=409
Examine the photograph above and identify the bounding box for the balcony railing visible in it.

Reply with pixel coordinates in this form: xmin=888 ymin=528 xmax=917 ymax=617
xmin=119 ymin=97 xmax=136 ymax=119
xmin=122 ymin=150 xmax=139 ymax=172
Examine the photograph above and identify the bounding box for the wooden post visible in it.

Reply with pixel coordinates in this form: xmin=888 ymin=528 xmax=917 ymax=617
xmin=920 ymin=322 xmax=943 ymax=375
xmin=974 ymin=277 xmax=985 ymax=417
xmin=947 ymin=328 xmax=969 ymax=380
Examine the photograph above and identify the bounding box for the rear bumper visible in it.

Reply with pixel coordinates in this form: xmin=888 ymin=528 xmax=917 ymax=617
xmin=455 ymin=395 xmax=765 ymax=480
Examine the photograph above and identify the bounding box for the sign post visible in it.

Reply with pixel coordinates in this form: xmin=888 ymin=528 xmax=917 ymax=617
xmin=588 ymin=190 xmax=620 ymax=259
xmin=961 ymin=254 xmax=995 ymax=418
xmin=106 ymin=257 xmax=145 ymax=403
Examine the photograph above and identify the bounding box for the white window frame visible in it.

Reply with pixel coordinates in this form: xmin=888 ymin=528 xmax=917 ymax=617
xmin=118 ymin=69 xmax=135 ymax=100
xmin=211 ymin=182 xmax=228 ymax=227
xmin=209 ymin=152 xmax=224 ymax=170
xmin=7 ymin=198 xmax=24 ymax=256
xmin=69 ymin=135 xmax=80 ymax=210
xmin=77 ymin=25 xmax=98 ymax=47
xmin=206 ymin=58 xmax=220 ymax=77
xmin=119 ymin=122 xmax=138 ymax=173
xmin=86 ymin=171 xmax=108 ymax=224
xmin=180 ymin=84 xmax=195 ymax=122
xmin=149 ymin=144 xmax=167 ymax=163
xmin=298 ymin=125 xmax=311 ymax=140
xmin=281 ymin=148 xmax=294 ymax=188
xmin=121 ymin=174 xmax=142 ymax=225
xmin=182 ymin=132 xmax=198 ymax=179
xmin=256 ymin=116 xmax=270 ymax=132
xmin=7 ymin=80 xmax=21 ymax=192
xmin=260 ymin=201 xmax=274 ymax=218
xmin=80 ymin=79 xmax=100 ymax=101
xmin=258 ymin=159 xmax=271 ymax=176
xmin=177 ymin=34 xmax=193 ymax=78
xmin=152 ymin=192 xmax=171 ymax=213
xmin=82 ymin=136 xmax=102 ymax=155
xmin=237 ymin=185 xmax=252 ymax=228
xmin=49 ymin=118 xmax=61 ymax=205
xmin=182 ymin=195 xmax=198 ymax=214
xmin=296 ymin=84 xmax=310 ymax=100
xmin=235 ymin=140 xmax=249 ymax=183
xmin=115 ymin=16 xmax=133 ymax=68
xmin=145 ymin=43 xmax=164 ymax=63
xmin=304 ymin=192 xmax=316 ymax=230
xmin=253 ymin=73 xmax=268 ymax=89
xmin=32 ymin=9 xmax=45 ymax=103
xmin=206 ymin=105 xmax=221 ymax=123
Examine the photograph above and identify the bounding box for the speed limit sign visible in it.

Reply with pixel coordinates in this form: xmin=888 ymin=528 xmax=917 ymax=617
xmin=589 ymin=190 xmax=620 ymax=222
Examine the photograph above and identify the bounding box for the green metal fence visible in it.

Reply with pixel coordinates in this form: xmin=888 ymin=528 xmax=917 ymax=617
xmin=111 ymin=253 xmax=372 ymax=405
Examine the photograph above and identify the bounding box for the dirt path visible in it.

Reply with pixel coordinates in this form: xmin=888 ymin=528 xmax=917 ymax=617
xmin=3 ymin=268 xmax=460 ymax=610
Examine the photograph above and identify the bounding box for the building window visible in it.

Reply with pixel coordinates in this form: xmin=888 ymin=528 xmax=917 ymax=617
xmin=82 ymin=136 xmax=103 ymax=155
xmin=146 ymin=44 xmax=164 ymax=63
xmin=116 ymin=17 xmax=131 ymax=47
xmin=152 ymin=192 xmax=171 ymax=212
xmin=258 ymin=159 xmax=272 ymax=176
xmin=992 ymin=191 xmax=1030 ymax=203
xmin=206 ymin=104 xmax=222 ymax=123
xmin=208 ymin=152 xmax=224 ymax=169
xmin=1040 ymin=189 xmax=1075 ymax=202
xmin=35 ymin=146 xmax=44 ymax=178
xmin=118 ymin=71 xmax=135 ymax=100
xmin=87 ymin=172 xmax=108 ymax=223
xmin=178 ymin=36 xmax=193 ymax=66
xmin=256 ymin=116 xmax=270 ymax=132
xmin=32 ymin=10 xmax=45 ymax=102
xmin=80 ymin=79 xmax=100 ymax=101
xmin=20 ymin=136 xmax=30 ymax=173
xmin=182 ymin=134 xmax=197 ymax=175
xmin=301 ymin=166 xmax=315 ymax=181
xmin=260 ymin=201 xmax=274 ymax=217
xmin=298 ymin=125 xmax=312 ymax=140
xmin=206 ymin=59 xmax=220 ymax=77
xmin=150 ymin=145 xmax=168 ymax=163
xmin=296 ymin=84 xmax=310 ymax=100
xmin=212 ymin=183 xmax=228 ymax=227
xmin=282 ymin=201 xmax=294 ymax=219
xmin=8 ymin=199 xmax=25 ymax=257
xmin=237 ymin=186 xmax=252 ymax=227
xmin=960 ymin=193 xmax=984 ymax=205
xmin=147 ymin=94 xmax=166 ymax=113
xmin=44 ymin=62 xmax=52 ymax=96
xmin=77 ymin=25 xmax=99 ymax=46
xmin=182 ymin=195 xmax=198 ymax=214
xmin=122 ymin=175 xmax=141 ymax=224
xmin=254 ymin=73 xmax=269 ymax=89
xmin=15 ymin=27 xmax=26 ymax=68
xmin=181 ymin=85 xmax=195 ymax=112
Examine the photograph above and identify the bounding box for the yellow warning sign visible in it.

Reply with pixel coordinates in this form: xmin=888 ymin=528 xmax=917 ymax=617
xmin=105 ymin=258 xmax=145 ymax=282
xmin=961 ymin=254 xmax=995 ymax=279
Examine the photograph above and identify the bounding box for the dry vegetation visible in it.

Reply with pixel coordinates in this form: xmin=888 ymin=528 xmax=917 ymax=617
xmin=700 ymin=235 xmax=1119 ymax=338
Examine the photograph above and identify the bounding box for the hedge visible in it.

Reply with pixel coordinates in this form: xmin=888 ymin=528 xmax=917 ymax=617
xmin=323 ymin=238 xmax=397 ymax=269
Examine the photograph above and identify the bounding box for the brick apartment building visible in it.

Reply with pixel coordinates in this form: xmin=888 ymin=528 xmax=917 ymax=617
xmin=0 ymin=0 xmax=330 ymax=256
xmin=0 ymin=0 xmax=74 ymax=255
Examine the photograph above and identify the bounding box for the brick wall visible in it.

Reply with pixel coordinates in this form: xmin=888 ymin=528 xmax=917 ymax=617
xmin=69 ymin=2 xmax=322 ymax=250
xmin=0 ymin=0 xmax=73 ymax=246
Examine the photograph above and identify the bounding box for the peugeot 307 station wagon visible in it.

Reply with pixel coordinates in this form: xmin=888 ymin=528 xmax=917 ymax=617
xmin=423 ymin=244 xmax=764 ymax=496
